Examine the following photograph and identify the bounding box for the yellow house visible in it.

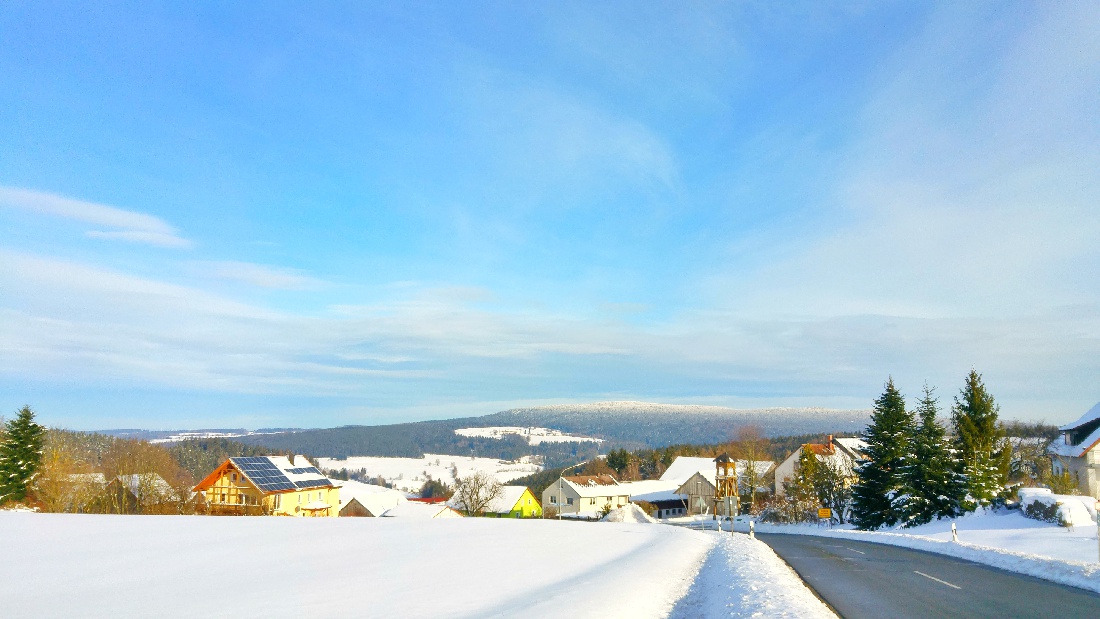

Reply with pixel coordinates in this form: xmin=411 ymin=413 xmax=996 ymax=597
xmin=193 ymin=455 xmax=339 ymax=517
xmin=453 ymin=486 xmax=541 ymax=518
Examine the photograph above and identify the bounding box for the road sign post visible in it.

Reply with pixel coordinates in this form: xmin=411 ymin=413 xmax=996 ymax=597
xmin=818 ymin=508 xmax=832 ymax=521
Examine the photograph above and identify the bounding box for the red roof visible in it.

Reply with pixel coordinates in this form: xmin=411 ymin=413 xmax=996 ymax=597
xmin=407 ymin=496 xmax=448 ymax=504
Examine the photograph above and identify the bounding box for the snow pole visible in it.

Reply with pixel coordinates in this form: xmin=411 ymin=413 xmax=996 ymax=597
xmin=749 ymin=520 xmax=755 ymax=539
xmin=951 ymin=522 xmax=958 ymax=543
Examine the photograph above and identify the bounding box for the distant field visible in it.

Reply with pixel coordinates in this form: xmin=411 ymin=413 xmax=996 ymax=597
xmin=317 ymin=453 xmax=542 ymax=493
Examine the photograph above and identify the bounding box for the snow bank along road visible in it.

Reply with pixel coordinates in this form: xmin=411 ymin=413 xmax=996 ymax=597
xmin=1 ymin=512 xmax=828 ymax=619
xmin=759 ymin=534 xmax=1100 ymax=619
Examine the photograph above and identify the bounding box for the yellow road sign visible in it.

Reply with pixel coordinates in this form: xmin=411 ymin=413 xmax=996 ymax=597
xmin=818 ymin=508 xmax=832 ymax=519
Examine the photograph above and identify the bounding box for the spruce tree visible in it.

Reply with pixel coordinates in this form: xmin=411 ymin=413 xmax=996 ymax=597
xmin=852 ymin=378 xmax=915 ymax=530
xmin=901 ymin=385 xmax=964 ymax=526
xmin=0 ymin=406 xmax=47 ymax=504
xmin=952 ymin=370 xmax=1008 ymax=509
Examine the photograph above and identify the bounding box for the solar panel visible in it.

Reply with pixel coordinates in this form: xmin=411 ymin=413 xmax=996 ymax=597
xmin=295 ymin=478 xmax=331 ymax=489
xmin=232 ymin=457 xmax=297 ymax=493
xmin=286 ymin=467 xmax=321 ymax=475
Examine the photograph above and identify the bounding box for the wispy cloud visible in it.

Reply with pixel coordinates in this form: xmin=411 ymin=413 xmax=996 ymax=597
xmin=0 ymin=186 xmax=192 ymax=249
xmin=189 ymin=261 xmax=325 ymax=290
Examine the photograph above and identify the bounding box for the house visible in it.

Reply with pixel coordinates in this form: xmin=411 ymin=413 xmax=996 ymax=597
xmin=451 ymin=486 xmax=542 ymax=518
xmin=380 ymin=502 xmax=464 ymax=519
xmin=192 ymin=455 xmax=340 ymax=517
xmin=335 ymin=479 xmax=407 ymax=517
xmin=541 ymin=474 xmax=631 ymax=517
xmin=105 ymin=473 xmax=178 ymax=514
xmin=1049 ymin=402 xmax=1100 ymax=498
xmin=774 ymin=436 xmax=866 ymax=498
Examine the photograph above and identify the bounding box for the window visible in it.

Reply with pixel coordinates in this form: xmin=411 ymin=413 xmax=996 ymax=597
xmin=298 ymin=494 xmax=302 ymax=504
xmin=220 ymin=493 xmax=226 ymax=503
xmin=566 ymin=497 xmax=574 ymax=505
xmin=550 ymin=495 xmax=557 ymax=504
xmin=231 ymin=473 xmax=237 ymax=482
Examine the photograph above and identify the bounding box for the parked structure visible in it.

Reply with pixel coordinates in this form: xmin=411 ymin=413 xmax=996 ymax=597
xmin=192 ymin=455 xmax=339 ymax=517
xmin=1050 ymin=402 xmax=1100 ymax=498
xmin=542 ymin=474 xmax=630 ymax=517
xmin=774 ymin=436 xmax=866 ymax=498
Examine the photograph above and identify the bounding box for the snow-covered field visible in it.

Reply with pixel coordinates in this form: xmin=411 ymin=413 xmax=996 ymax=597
xmin=454 ymin=426 xmax=603 ymax=445
xmin=316 ymin=453 xmax=541 ymax=494
xmin=0 ymin=512 xmax=833 ymax=619
xmin=751 ymin=510 xmax=1100 ymax=593
xmin=316 ymin=455 xmax=539 ymax=494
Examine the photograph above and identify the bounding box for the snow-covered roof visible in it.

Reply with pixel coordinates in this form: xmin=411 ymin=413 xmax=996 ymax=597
xmin=618 ymin=480 xmax=682 ymax=503
xmin=659 ymin=457 xmax=717 ymax=485
xmin=334 ymin=479 xmax=407 ymax=515
xmin=115 ymin=473 xmax=176 ymax=499
xmin=559 ymin=477 xmax=631 ymax=499
xmin=486 ymin=486 xmax=529 ymax=514
xmin=381 ymin=502 xmax=463 ymax=519
xmin=833 ymin=438 xmax=867 ymax=455
xmin=1061 ymin=402 xmax=1100 ymax=430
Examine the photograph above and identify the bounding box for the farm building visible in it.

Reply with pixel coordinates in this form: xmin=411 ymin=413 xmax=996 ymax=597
xmin=335 ymin=479 xmax=407 ymax=517
xmin=193 ymin=455 xmax=339 ymax=517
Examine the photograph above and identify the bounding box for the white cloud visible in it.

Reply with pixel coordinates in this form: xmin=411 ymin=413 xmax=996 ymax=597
xmin=189 ymin=261 xmax=325 ymax=290
xmin=0 ymin=186 xmax=192 ymax=249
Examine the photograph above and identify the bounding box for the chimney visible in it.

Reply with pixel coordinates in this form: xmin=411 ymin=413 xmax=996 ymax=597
xmin=827 ymin=435 xmax=834 ymax=451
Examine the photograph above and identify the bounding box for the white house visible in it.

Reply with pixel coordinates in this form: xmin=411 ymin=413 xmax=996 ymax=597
xmin=380 ymin=502 xmax=463 ymax=519
xmin=542 ymin=474 xmax=631 ymax=517
xmin=1049 ymin=402 xmax=1100 ymax=498
xmin=774 ymin=436 xmax=866 ymax=498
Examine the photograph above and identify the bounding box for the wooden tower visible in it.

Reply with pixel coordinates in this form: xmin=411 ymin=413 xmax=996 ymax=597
xmin=713 ymin=453 xmax=737 ymax=517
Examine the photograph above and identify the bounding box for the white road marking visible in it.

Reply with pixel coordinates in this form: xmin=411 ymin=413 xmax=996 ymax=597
xmin=914 ymin=570 xmax=962 ymax=589
xmin=845 ymin=547 xmax=866 ymax=555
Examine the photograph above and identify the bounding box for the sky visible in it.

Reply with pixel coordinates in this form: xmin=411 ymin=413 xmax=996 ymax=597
xmin=1 ymin=2 xmax=1098 ymax=430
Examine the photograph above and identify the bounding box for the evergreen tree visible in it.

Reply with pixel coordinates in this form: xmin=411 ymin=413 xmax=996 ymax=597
xmin=901 ymin=385 xmax=964 ymax=526
xmin=852 ymin=378 xmax=915 ymax=530
xmin=776 ymin=446 xmax=820 ymax=523
xmin=0 ymin=406 xmax=47 ymax=504
xmin=952 ymin=370 xmax=1009 ymax=508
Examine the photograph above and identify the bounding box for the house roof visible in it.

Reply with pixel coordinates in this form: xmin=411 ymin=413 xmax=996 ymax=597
xmin=193 ymin=455 xmax=337 ymax=494
xmin=563 ymin=474 xmax=618 ymax=487
xmin=618 ymin=479 xmax=683 ymax=503
xmin=658 ymin=457 xmax=716 ymax=485
xmin=1061 ymin=402 xmax=1100 ymax=431
xmin=335 ymin=479 xmax=406 ymax=515
xmin=558 ymin=477 xmax=631 ymax=499
xmin=115 ymin=473 xmax=175 ymax=499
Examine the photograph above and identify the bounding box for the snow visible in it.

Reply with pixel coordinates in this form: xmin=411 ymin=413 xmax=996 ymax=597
xmin=0 ymin=512 xmax=716 ymax=618
xmin=752 ymin=509 xmax=1100 ymax=593
xmin=1061 ymin=401 xmax=1100 ymax=430
xmin=1018 ymin=487 xmax=1097 ymax=526
xmin=669 ymin=533 xmax=837 ymax=619
xmin=380 ymin=502 xmax=462 ymax=518
xmin=333 ymin=479 xmax=407 ymax=515
xmin=659 ymin=457 xmax=717 ymax=485
xmin=316 ymin=453 xmax=541 ymax=494
xmin=601 ymin=504 xmax=657 ymax=523
xmin=454 ymin=426 xmax=603 ymax=445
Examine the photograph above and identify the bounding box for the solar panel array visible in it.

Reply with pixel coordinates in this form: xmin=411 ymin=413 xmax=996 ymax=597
xmin=232 ymin=457 xmax=297 ymax=492
xmin=295 ymin=478 xmax=331 ymax=489
xmin=286 ymin=467 xmax=321 ymax=475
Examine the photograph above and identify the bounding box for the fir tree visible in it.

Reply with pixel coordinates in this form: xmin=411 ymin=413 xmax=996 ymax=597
xmin=901 ymin=385 xmax=964 ymax=526
xmin=952 ymin=370 xmax=1009 ymax=508
xmin=852 ymin=378 xmax=915 ymax=530
xmin=0 ymin=405 xmax=47 ymax=504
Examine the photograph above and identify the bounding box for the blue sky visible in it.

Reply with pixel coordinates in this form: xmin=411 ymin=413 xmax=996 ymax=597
xmin=1 ymin=2 xmax=1098 ymax=429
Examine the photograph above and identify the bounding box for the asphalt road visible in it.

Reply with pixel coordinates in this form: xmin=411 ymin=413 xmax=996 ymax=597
xmin=758 ymin=533 xmax=1100 ymax=619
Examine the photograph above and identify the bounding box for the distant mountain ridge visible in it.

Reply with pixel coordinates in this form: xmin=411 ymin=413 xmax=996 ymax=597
xmin=228 ymin=401 xmax=871 ymax=461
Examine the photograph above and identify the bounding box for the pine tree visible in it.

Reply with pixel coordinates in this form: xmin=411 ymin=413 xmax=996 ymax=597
xmin=0 ymin=405 xmax=47 ymax=504
xmin=777 ymin=446 xmax=820 ymax=523
xmin=901 ymin=385 xmax=964 ymax=526
xmin=852 ymin=378 xmax=916 ymax=530
xmin=952 ymin=370 xmax=1008 ymax=509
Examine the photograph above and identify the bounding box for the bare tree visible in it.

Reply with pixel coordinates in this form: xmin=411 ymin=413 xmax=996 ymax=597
xmin=736 ymin=426 xmax=767 ymax=514
xmin=451 ymin=471 xmax=503 ymax=516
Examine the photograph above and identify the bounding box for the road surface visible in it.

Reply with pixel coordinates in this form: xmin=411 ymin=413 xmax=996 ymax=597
xmin=758 ymin=533 xmax=1100 ymax=618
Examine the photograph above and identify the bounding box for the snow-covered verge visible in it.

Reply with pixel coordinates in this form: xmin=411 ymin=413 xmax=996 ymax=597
xmin=668 ymin=532 xmax=836 ymax=618
xmin=0 ymin=512 xmax=710 ymax=619
xmin=751 ymin=511 xmax=1100 ymax=593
